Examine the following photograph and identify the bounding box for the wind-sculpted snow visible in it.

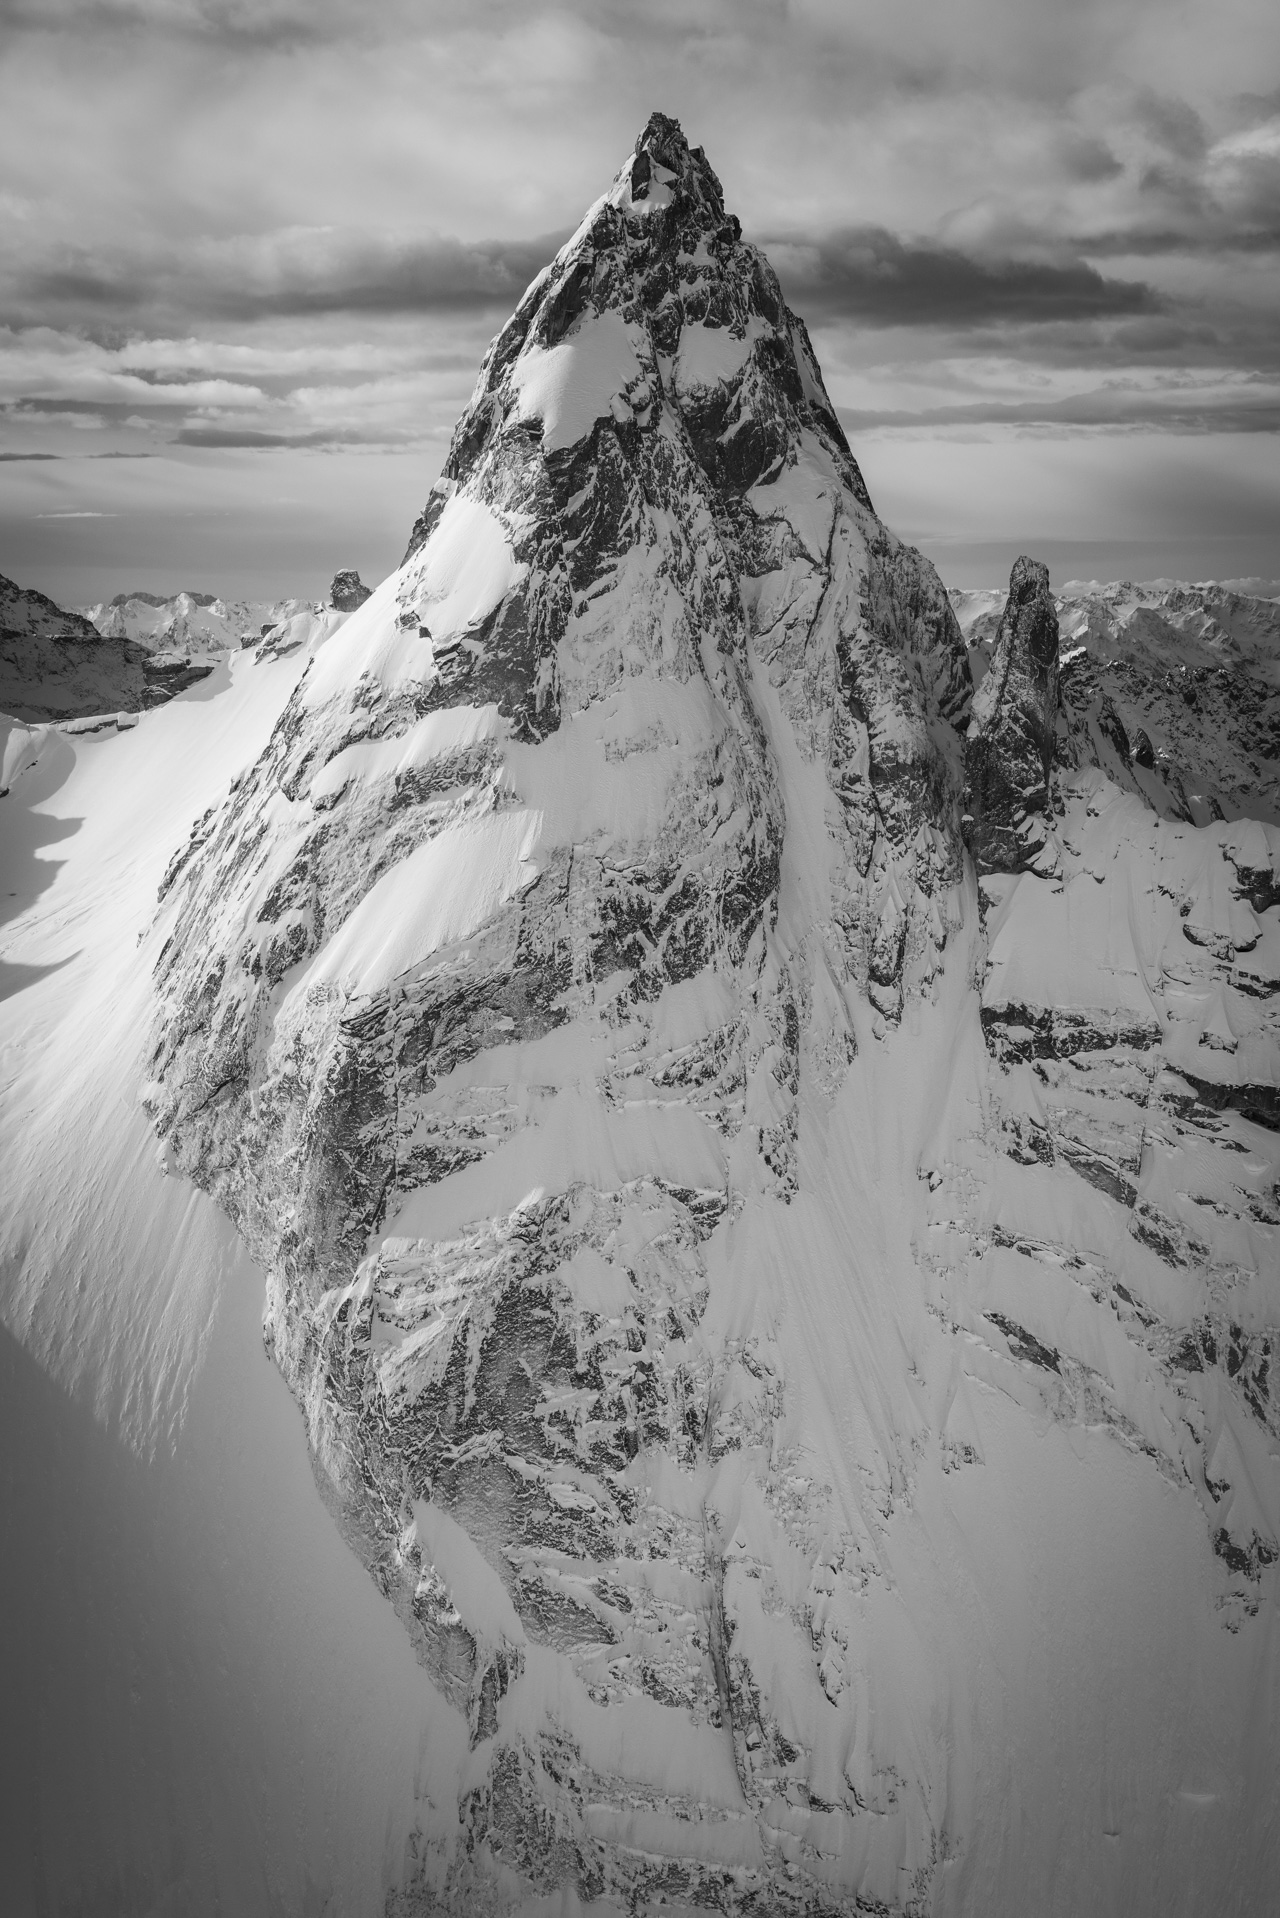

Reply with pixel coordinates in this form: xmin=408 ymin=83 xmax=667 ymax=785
xmin=141 ymin=115 xmax=1280 ymax=1915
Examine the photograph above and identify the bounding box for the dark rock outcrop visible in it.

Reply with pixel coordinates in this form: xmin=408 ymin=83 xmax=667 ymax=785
xmin=962 ymin=555 xmax=1060 ymax=873
xmin=329 ymin=569 xmax=372 ymax=612
xmin=140 ymin=653 xmax=215 ymax=704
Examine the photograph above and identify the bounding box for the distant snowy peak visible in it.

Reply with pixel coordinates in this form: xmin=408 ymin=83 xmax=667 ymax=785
xmin=82 ymin=577 xmax=375 ymax=658
xmin=84 ymin=589 xmax=293 ymax=656
xmin=954 ymin=576 xmax=1280 ymax=679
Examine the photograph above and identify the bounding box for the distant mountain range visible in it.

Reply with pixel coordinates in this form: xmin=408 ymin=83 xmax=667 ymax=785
xmin=0 ymin=570 xmax=373 ymax=724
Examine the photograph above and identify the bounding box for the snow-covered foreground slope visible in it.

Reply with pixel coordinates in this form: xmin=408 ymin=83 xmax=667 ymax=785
xmin=3 ymin=662 xmax=1276 ymax=1917
xmin=0 ymin=650 xmax=472 ymax=1917
xmin=4 ymin=114 xmax=1279 ymax=1916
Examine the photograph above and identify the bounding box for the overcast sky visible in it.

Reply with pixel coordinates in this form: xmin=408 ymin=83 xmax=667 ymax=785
xmin=2 ymin=0 xmax=1278 ymax=604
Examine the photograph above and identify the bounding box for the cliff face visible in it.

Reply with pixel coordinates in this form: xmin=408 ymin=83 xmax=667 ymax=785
xmin=962 ymin=555 xmax=1060 ymax=875
xmin=0 ymin=571 xmax=102 ymax=643
xmin=954 ymin=575 xmax=1280 ymax=827
xmin=142 ymin=114 xmax=1280 ymax=1915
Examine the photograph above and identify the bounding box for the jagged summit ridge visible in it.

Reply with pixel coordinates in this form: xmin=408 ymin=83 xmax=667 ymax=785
xmin=416 ymin=109 xmax=874 ymax=542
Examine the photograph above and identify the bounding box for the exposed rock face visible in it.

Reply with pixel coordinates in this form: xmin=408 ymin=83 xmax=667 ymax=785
xmin=330 ymin=568 xmax=373 ymax=612
xmin=0 ymin=571 xmax=102 ymax=644
xmin=140 ymin=653 xmax=216 ymax=702
xmin=0 ymin=572 xmax=170 ymax=721
xmin=0 ymin=630 xmax=150 ymax=722
xmin=9 ymin=582 xmax=365 ymax=717
xmin=0 ymin=570 xmax=218 ymax=722
xmin=142 ymin=115 xmax=1279 ymax=1914
xmin=962 ymin=555 xmax=1060 ymax=875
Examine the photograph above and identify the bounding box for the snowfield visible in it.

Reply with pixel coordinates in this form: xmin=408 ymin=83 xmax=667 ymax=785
xmin=2 ymin=113 xmax=1278 ymax=1918
xmin=0 ymin=652 xmax=465 ymax=1917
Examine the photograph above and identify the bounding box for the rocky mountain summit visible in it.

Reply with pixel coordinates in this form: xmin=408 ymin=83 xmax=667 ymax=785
xmin=962 ymin=556 xmax=1061 ymax=875
xmin=330 ymin=568 xmax=373 ymax=613
xmin=142 ymin=115 xmax=1278 ymax=1913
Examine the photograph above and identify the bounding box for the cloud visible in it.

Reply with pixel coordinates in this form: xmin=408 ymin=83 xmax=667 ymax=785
xmin=9 ymin=230 xmax=566 ymax=330
xmin=1133 ymin=89 xmax=1209 ymax=163
xmin=173 ymin=425 xmax=361 ymax=447
xmin=1056 ymin=133 xmax=1125 ymax=184
xmin=1 ymin=0 xmax=1275 ymax=597
xmin=1 ymin=0 xmax=348 ymax=51
xmin=840 ymin=392 xmax=1280 ymax=434
xmin=0 ymin=448 xmax=154 ymax=458
xmin=768 ymin=227 xmax=1161 ymax=327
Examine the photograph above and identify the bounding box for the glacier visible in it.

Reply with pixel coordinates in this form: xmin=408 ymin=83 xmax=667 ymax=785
xmin=1 ymin=112 xmax=1278 ymax=1917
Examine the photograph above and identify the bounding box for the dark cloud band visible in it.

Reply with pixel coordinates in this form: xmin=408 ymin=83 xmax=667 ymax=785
xmin=768 ymin=228 xmax=1162 ymax=327
xmin=840 ymin=395 xmax=1280 ymax=433
xmin=16 ymin=231 xmax=568 ymax=329
xmin=11 ymin=220 xmax=1164 ymax=339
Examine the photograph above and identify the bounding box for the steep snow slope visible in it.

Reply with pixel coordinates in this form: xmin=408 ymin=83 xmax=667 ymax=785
xmin=3 ymin=113 xmax=1278 ymax=1916
xmin=0 ymin=650 xmax=473 ymax=1917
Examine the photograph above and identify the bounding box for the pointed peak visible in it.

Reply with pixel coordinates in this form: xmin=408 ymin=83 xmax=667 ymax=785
xmin=1007 ymin=554 xmax=1052 ymax=611
xmin=621 ymin=110 xmax=726 ymax=223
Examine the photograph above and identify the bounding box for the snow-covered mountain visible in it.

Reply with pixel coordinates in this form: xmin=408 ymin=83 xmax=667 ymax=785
xmin=2 ymin=114 xmax=1277 ymax=1916
xmin=82 ymin=571 xmax=377 ymax=658
xmin=83 ymin=588 xmax=267 ymax=655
